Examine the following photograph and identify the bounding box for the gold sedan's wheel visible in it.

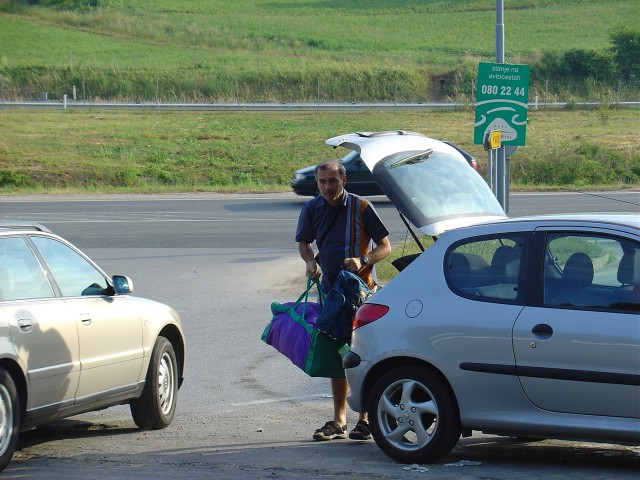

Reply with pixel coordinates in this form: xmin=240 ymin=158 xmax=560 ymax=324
xmin=0 ymin=369 xmax=20 ymax=472
xmin=130 ymin=337 xmax=178 ymax=430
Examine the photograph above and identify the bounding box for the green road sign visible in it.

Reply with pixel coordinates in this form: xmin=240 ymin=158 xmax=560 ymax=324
xmin=474 ymin=62 xmax=530 ymax=146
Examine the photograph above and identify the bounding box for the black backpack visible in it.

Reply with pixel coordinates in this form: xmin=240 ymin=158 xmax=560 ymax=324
xmin=315 ymin=270 xmax=370 ymax=343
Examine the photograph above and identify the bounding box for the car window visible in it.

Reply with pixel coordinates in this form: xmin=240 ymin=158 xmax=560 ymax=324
xmin=30 ymin=236 xmax=110 ymax=297
xmin=446 ymin=234 xmax=526 ymax=303
xmin=543 ymin=233 xmax=639 ymax=312
xmin=378 ymin=150 xmax=504 ymax=225
xmin=0 ymin=236 xmax=55 ymax=301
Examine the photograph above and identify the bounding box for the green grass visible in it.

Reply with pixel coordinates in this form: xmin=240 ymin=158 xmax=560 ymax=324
xmin=1 ymin=0 xmax=638 ymax=101
xmin=3 ymin=0 xmax=636 ymax=68
xmin=376 ymin=235 xmax=435 ymax=284
xmin=1 ymin=107 xmax=638 ymax=192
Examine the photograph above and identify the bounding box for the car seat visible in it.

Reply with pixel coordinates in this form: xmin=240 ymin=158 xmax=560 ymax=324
xmin=475 ymin=245 xmax=521 ymax=300
xmin=491 ymin=245 xmax=519 ymax=283
xmin=554 ymin=252 xmax=605 ymax=307
xmin=448 ymin=252 xmax=471 ymax=290
xmin=614 ymin=251 xmax=640 ymax=310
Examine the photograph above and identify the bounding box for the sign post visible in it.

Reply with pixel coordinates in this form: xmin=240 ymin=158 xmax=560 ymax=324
xmin=474 ymin=62 xmax=530 ymax=147
xmin=483 ymin=130 xmax=501 ymax=196
xmin=474 ymin=61 xmax=530 ymax=212
xmin=473 ymin=1 xmax=530 ymax=213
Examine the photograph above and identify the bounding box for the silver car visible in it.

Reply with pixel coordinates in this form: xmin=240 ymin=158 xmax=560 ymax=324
xmin=326 ymin=131 xmax=640 ymax=463
xmin=0 ymin=222 xmax=186 ymax=471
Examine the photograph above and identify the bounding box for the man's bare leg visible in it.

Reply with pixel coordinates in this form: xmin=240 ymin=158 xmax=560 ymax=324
xmin=331 ymin=377 xmax=349 ymax=427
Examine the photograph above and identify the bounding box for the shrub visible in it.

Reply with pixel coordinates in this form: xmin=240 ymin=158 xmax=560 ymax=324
xmin=610 ymin=26 xmax=640 ymax=81
xmin=0 ymin=170 xmax=30 ymax=187
xmin=22 ymin=0 xmax=114 ymax=9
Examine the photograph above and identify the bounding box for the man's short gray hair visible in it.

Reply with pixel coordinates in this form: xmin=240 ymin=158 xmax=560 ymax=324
xmin=314 ymin=159 xmax=346 ymax=179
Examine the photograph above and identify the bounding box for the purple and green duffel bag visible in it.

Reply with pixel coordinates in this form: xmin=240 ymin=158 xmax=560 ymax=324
xmin=261 ymin=277 xmax=349 ymax=378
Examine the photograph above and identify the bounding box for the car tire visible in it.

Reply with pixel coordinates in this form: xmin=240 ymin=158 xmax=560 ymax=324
xmin=0 ymin=369 xmax=20 ymax=472
xmin=367 ymin=366 xmax=461 ymax=464
xmin=130 ymin=336 xmax=178 ymax=430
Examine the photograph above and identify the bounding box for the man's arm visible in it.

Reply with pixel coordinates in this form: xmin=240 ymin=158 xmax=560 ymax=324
xmin=343 ymin=236 xmax=391 ymax=272
xmin=298 ymin=241 xmax=321 ymax=280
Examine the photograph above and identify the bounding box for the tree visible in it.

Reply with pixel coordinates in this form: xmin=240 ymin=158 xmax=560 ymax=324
xmin=564 ymin=49 xmax=615 ymax=80
xmin=610 ymin=27 xmax=640 ymax=80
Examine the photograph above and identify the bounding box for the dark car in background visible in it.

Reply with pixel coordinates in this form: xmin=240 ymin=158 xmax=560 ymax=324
xmin=291 ymin=138 xmax=478 ymax=197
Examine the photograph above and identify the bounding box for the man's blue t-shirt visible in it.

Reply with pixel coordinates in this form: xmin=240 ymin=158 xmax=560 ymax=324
xmin=295 ymin=191 xmax=389 ymax=293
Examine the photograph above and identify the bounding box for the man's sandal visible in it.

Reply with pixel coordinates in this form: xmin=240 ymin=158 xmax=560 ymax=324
xmin=348 ymin=420 xmax=372 ymax=440
xmin=313 ymin=421 xmax=347 ymax=441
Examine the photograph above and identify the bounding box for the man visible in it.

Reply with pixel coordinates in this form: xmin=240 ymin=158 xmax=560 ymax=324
xmin=296 ymin=159 xmax=391 ymax=441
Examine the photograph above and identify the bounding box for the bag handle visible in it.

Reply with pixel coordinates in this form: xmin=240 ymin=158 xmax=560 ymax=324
xmin=299 ymin=276 xmax=324 ymax=321
xmin=271 ymin=276 xmax=323 ymax=320
xmin=269 ymin=277 xmax=325 ymax=343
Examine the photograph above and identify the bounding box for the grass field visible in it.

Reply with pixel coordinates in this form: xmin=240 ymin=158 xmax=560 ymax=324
xmin=1 ymin=0 xmax=638 ymax=101
xmin=1 ymin=1 xmax=638 ymax=191
xmin=2 ymin=0 xmax=635 ymax=68
xmin=1 ymin=107 xmax=638 ymax=193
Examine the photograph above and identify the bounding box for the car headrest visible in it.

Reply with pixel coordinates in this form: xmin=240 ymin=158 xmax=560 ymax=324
xmin=562 ymin=252 xmax=594 ymax=288
xmin=491 ymin=245 xmax=519 ymax=279
xmin=617 ymin=251 xmax=640 ymax=285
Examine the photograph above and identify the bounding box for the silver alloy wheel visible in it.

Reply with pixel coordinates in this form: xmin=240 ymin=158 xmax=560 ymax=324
xmin=0 ymin=384 xmax=13 ymax=458
xmin=158 ymin=351 xmax=176 ymax=415
xmin=376 ymin=378 xmax=439 ymax=451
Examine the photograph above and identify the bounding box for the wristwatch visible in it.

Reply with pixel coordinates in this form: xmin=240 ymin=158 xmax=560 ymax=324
xmin=360 ymin=255 xmax=369 ymax=267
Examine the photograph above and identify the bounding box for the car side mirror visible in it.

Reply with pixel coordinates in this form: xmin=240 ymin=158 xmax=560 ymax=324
xmin=113 ymin=275 xmax=134 ymax=294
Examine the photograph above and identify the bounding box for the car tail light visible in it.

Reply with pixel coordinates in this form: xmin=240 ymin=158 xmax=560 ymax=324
xmin=470 ymin=159 xmax=478 ymax=171
xmin=353 ymin=303 xmax=389 ymax=329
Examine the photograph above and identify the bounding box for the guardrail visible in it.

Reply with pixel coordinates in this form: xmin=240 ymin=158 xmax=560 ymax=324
xmin=1 ymin=100 xmax=639 ymax=111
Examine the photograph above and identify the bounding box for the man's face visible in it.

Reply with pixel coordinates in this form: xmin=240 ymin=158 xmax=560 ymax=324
xmin=316 ymin=166 xmax=346 ymax=205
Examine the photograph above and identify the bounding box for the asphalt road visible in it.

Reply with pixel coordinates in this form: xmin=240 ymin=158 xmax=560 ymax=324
xmin=0 ymin=191 xmax=638 ymax=479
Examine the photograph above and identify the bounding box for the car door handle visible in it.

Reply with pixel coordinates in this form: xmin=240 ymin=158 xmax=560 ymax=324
xmin=532 ymin=323 xmax=553 ymax=339
xmin=81 ymin=316 xmax=93 ymax=326
xmin=17 ymin=319 xmax=33 ymax=333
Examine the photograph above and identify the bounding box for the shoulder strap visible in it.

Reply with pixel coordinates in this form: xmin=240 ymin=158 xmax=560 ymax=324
xmin=314 ymin=202 xmax=343 ymax=268
xmin=345 ymin=193 xmax=363 ymax=259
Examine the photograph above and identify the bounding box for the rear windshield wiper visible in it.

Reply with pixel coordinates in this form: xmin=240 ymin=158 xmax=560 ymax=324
xmin=390 ymin=149 xmax=433 ymax=168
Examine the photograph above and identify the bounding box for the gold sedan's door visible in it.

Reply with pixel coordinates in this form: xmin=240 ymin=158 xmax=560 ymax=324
xmin=68 ymin=296 xmax=144 ymax=401
xmin=0 ymin=236 xmax=80 ymax=413
xmin=4 ymin=300 xmax=81 ymax=412
xmin=28 ymin=235 xmax=144 ymax=404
